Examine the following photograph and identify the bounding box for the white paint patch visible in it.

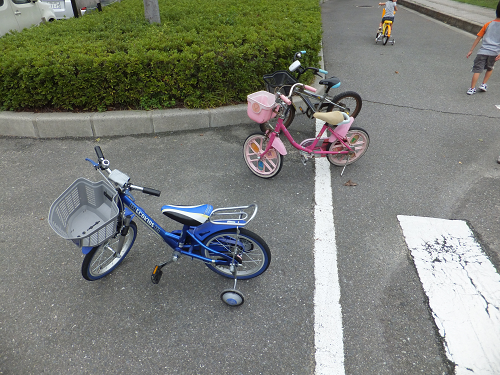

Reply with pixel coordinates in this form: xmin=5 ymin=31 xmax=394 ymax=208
xmin=398 ymin=215 xmax=500 ymax=375
xmin=314 ymin=119 xmax=345 ymax=375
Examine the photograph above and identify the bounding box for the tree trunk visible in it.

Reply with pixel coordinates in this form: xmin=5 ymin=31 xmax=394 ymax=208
xmin=143 ymin=0 xmax=161 ymax=24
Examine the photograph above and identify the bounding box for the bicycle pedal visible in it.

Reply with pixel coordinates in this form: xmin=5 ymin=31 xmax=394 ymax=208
xmin=151 ymin=265 xmax=163 ymax=284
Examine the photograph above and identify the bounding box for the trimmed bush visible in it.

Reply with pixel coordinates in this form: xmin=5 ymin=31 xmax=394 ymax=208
xmin=0 ymin=0 xmax=322 ymax=111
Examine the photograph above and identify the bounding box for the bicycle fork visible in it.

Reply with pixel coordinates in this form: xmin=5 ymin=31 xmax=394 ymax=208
xmin=113 ymin=215 xmax=133 ymax=256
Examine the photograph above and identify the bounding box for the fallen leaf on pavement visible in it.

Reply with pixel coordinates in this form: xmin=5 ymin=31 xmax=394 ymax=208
xmin=344 ymin=180 xmax=357 ymax=186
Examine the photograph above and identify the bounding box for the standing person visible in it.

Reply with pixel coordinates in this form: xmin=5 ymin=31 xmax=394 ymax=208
xmin=378 ymin=0 xmax=397 ymax=31
xmin=466 ymin=1 xmax=500 ymax=95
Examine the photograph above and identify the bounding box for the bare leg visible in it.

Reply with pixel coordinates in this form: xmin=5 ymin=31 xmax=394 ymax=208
xmin=470 ymin=72 xmax=481 ymax=88
xmin=482 ymin=69 xmax=494 ymax=84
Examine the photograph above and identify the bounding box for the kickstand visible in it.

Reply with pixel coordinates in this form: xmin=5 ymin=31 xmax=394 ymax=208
xmin=340 ymin=153 xmax=351 ymax=176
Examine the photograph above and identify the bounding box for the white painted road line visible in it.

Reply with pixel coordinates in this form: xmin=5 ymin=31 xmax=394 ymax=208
xmin=398 ymin=215 xmax=500 ymax=375
xmin=314 ymin=119 xmax=345 ymax=375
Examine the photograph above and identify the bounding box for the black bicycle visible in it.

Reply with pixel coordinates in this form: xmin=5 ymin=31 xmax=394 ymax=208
xmin=261 ymin=50 xmax=362 ymax=132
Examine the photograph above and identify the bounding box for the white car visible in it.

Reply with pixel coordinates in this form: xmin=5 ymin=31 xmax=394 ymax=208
xmin=39 ymin=0 xmax=76 ymax=19
xmin=0 ymin=0 xmax=56 ymax=37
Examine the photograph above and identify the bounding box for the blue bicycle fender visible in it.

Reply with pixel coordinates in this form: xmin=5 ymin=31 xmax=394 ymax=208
xmin=192 ymin=221 xmax=240 ymax=242
xmin=82 ymin=246 xmax=93 ymax=254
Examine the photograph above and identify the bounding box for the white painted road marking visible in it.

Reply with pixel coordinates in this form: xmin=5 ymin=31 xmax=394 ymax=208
xmin=398 ymin=215 xmax=500 ymax=375
xmin=314 ymin=119 xmax=345 ymax=375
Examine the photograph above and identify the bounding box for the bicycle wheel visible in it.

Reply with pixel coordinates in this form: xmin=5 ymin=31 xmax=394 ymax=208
xmin=383 ymin=26 xmax=390 ymax=45
xmin=375 ymin=32 xmax=382 ymax=43
xmin=81 ymin=221 xmax=137 ymax=280
xmin=243 ymin=132 xmax=283 ymax=178
xmin=202 ymin=228 xmax=271 ymax=280
xmin=327 ymin=127 xmax=370 ymax=166
xmin=321 ymin=91 xmax=362 ymax=119
xmin=260 ymin=104 xmax=295 ymax=132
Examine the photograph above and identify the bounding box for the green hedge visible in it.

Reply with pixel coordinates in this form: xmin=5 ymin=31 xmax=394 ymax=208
xmin=0 ymin=0 xmax=322 ymax=111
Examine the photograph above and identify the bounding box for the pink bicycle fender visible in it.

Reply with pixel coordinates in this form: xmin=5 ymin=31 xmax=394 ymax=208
xmin=272 ymin=137 xmax=288 ymax=155
xmin=330 ymin=117 xmax=354 ymax=140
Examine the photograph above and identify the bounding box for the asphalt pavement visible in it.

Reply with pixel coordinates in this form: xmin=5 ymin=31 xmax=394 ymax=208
xmin=3 ymin=1 xmax=500 ymax=374
xmin=0 ymin=0 xmax=497 ymax=139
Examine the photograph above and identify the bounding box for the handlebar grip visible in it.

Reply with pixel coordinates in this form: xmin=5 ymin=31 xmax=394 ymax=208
xmin=280 ymin=94 xmax=292 ymax=105
xmin=304 ymin=85 xmax=317 ymax=93
xmin=142 ymin=187 xmax=161 ymax=197
xmin=319 ymin=69 xmax=328 ymax=75
xmin=95 ymin=146 xmax=104 ymax=160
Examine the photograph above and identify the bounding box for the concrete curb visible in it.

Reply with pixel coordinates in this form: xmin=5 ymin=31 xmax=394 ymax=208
xmin=398 ymin=0 xmax=482 ymax=35
xmin=0 ymin=105 xmax=249 ymax=139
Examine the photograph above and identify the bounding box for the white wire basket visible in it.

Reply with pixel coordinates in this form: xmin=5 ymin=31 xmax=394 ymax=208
xmin=48 ymin=178 xmax=120 ymax=247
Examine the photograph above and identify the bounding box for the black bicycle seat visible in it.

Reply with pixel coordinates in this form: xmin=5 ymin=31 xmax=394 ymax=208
xmin=319 ymin=76 xmax=341 ymax=91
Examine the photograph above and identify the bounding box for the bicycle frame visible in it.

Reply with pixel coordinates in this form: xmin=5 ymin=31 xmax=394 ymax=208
xmin=118 ymin=193 xmax=244 ymax=265
xmin=383 ymin=20 xmax=392 ymax=37
xmin=293 ymin=88 xmax=339 ymax=114
xmin=259 ymin=116 xmax=355 ymax=159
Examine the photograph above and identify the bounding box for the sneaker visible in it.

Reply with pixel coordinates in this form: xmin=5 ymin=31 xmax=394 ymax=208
xmin=497 ymin=155 xmax=500 ymax=164
xmin=467 ymin=88 xmax=476 ymax=95
xmin=479 ymin=83 xmax=488 ymax=92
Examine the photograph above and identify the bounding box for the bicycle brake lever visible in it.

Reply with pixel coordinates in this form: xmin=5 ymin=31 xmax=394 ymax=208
xmin=85 ymin=158 xmax=100 ymax=169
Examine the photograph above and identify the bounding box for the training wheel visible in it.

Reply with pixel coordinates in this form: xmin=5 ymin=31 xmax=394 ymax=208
xmin=221 ymin=289 xmax=245 ymax=306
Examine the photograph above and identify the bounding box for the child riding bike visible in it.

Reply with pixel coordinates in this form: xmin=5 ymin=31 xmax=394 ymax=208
xmin=378 ymin=0 xmax=397 ymax=32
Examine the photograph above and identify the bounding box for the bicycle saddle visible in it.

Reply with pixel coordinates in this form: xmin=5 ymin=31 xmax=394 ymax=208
xmin=161 ymin=204 xmax=214 ymax=226
xmin=313 ymin=110 xmax=347 ymax=125
xmin=319 ymin=76 xmax=341 ymax=91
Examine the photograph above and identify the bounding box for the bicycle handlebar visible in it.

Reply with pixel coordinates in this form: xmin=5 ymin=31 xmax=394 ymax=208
xmin=291 ymin=50 xmax=329 ymax=76
xmin=287 ymin=82 xmax=316 ymax=97
xmin=87 ymin=147 xmax=161 ymax=197
xmin=131 ymin=185 xmax=162 ymax=197
xmin=95 ymin=146 xmax=104 ymax=160
xmin=280 ymin=94 xmax=292 ymax=105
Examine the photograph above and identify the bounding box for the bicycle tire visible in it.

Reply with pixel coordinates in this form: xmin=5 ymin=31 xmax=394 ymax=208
xmin=202 ymin=228 xmax=271 ymax=280
xmin=327 ymin=127 xmax=370 ymax=166
xmin=260 ymin=104 xmax=296 ymax=132
xmin=81 ymin=221 xmax=137 ymax=280
xmin=383 ymin=26 xmax=390 ymax=45
xmin=320 ymin=91 xmax=362 ymax=119
xmin=243 ymin=132 xmax=283 ymax=179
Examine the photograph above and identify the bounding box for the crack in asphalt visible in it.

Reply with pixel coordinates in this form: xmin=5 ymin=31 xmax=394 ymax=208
xmin=364 ymin=99 xmax=500 ymax=120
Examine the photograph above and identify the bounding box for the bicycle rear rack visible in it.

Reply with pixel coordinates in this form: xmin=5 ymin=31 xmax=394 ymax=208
xmin=209 ymin=204 xmax=258 ymax=227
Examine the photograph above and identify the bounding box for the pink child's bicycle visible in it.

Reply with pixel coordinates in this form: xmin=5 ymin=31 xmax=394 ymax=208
xmin=243 ymin=83 xmax=369 ymax=178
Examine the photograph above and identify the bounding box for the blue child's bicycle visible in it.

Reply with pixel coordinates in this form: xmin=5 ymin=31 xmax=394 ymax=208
xmin=48 ymin=147 xmax=271 ymax=306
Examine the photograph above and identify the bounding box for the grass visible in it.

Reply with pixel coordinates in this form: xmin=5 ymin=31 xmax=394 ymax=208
xmin=452 ymin=0 xmax=499 ymax=9
xmin=0 ymin=0 xmax=322 ymax=111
